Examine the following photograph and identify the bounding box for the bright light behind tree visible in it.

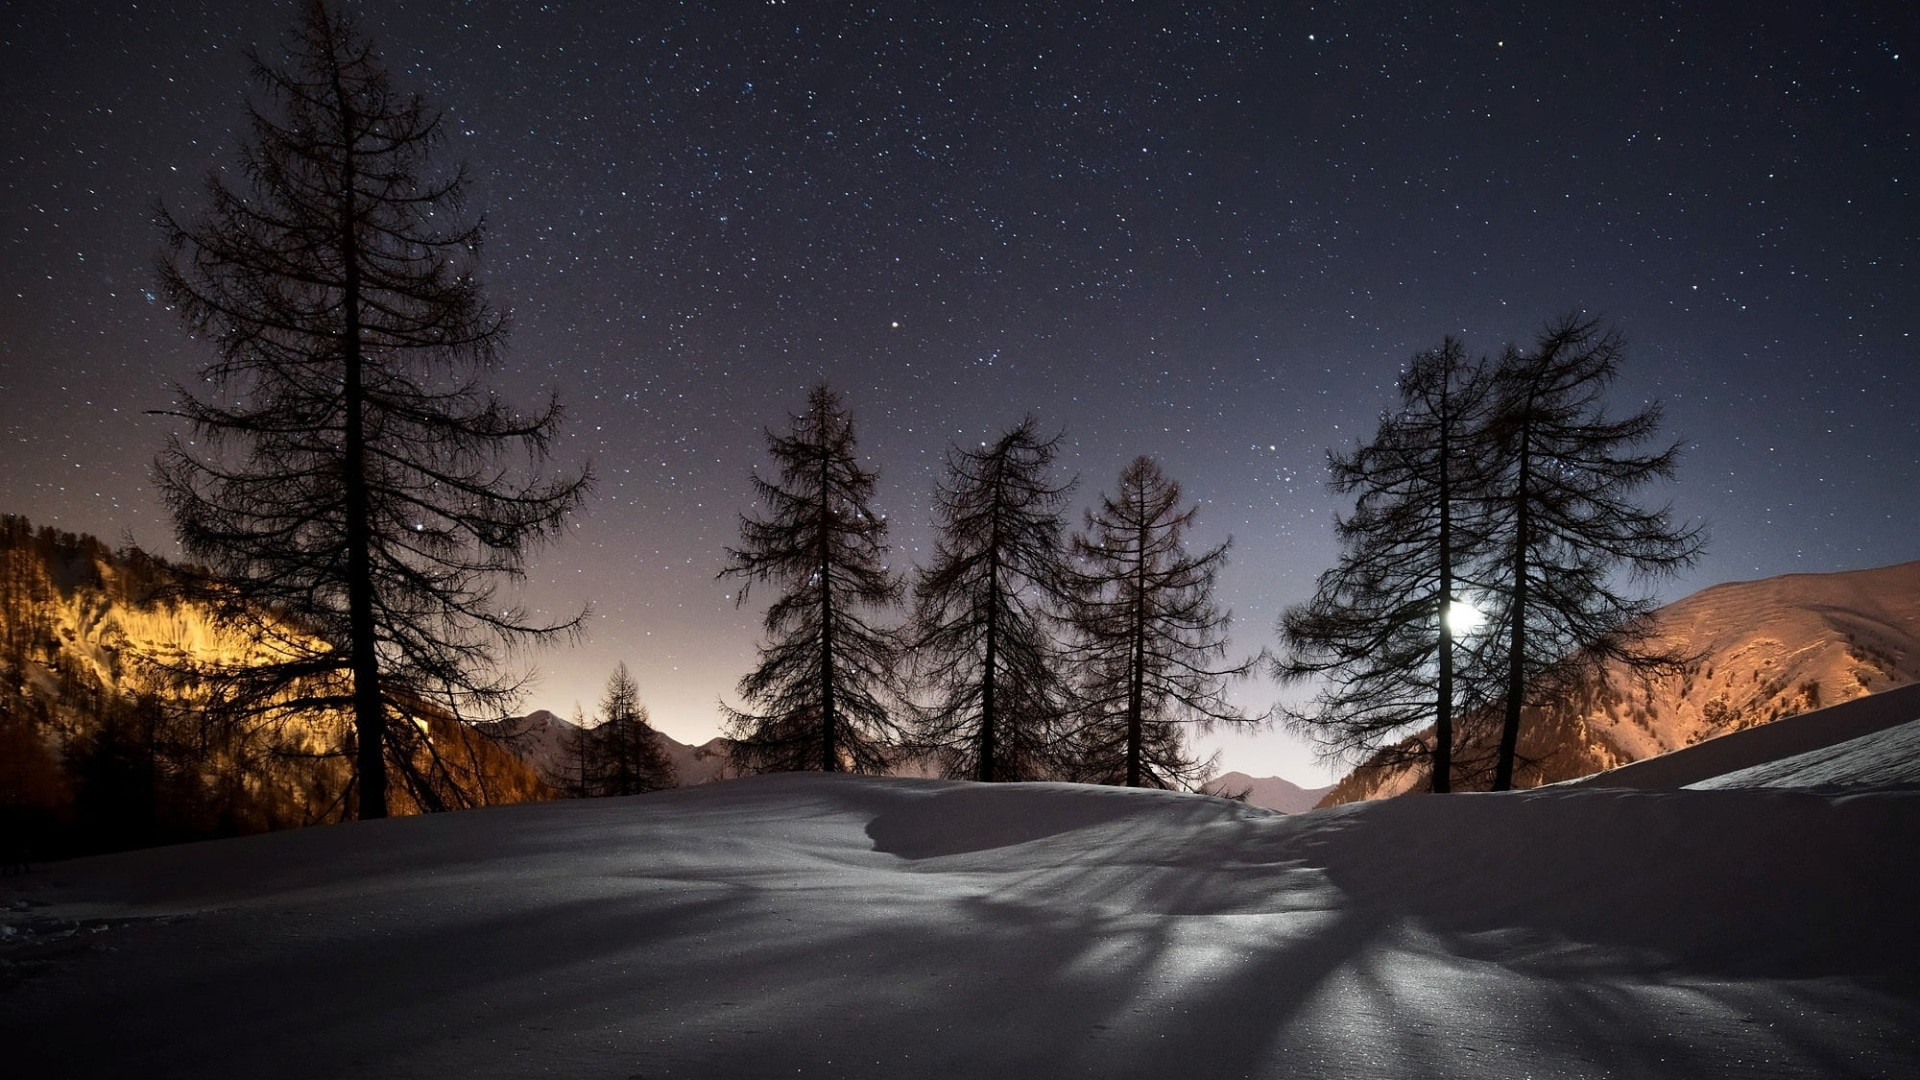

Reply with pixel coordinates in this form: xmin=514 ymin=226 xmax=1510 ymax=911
xmin=1447 ymin=599 xmax=1488 ymax=634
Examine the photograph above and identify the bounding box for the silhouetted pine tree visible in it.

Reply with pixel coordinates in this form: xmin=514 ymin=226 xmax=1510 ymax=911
xmin=1481 ymin=315 xmax=1705 ymax=789
xmin=908 ymin=419 xmax=1075 ymax=781
xmin=721 ymin=386 xmax=904 ymax=774
xmin=1275 ymin=339 xmax=1500 ymax=792
xmin=567 ymin=705 xmax=595 ymax=799
xmin=154 ymin=1 xmax=588 ymax=819
xmin=590 ymin=663 xmax=677 ymax=795
xmin=1065 ymin=457 xmax=1258 ymax=788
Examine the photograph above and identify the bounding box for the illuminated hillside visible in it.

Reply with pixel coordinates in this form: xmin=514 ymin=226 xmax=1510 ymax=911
xmin=1322 ymin=560 xmax=1920 ymax=804
xmin=0 ymin=516 xmax=548 ymax=855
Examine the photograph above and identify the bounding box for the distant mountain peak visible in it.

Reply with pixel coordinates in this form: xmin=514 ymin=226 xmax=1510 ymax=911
xmin=1202 ymin=771 xmax=1335 ymax=814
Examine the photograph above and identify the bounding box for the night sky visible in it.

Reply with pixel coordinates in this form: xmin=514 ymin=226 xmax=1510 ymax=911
xmin=3 ymin=2 xmax=1913 ymax=783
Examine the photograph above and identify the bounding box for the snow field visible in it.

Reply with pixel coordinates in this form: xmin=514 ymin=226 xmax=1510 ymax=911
xmin=4 ymin=766 xmax=1917 ymax=1078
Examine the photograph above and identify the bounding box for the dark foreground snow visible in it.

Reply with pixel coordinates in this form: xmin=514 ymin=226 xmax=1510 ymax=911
xmin=5 ymin=748 xmax=1918 ymax=1078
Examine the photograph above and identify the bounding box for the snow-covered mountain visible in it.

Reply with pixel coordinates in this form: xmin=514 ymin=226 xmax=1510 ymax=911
xmin=481 ymin=709 xmax=734 ymax=789
xmin=1201 ymin=771 xmax=1335 ymax=813
xmin=491 ymin=713 xmax=1318 ymax=803
xmin=472 ymin=710 xmax=579 ymax=785
xmin=6 ymin=694 xmax=1916 ymax=1078
xmin=1324 ymin=560 xmax=1920 ymax=804
xmin=1577 ymin=679 xmax=1920 ymax=792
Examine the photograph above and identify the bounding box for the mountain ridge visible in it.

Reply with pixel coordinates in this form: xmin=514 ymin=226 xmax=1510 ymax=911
xmin=1201 ymin=771 xmax=1334 ymax=813
xmin=479 ymin=708 xmax=734 ymax=790
xmin=489 ymin=710 xmax=1332 ymax=804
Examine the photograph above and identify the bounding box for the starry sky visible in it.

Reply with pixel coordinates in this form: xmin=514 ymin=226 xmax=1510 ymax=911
xmin=3 ymin=2 xmax=1914 ymax=784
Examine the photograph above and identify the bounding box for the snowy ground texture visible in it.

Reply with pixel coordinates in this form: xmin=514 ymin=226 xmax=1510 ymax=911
xmin=6 ymin=719 xmax=1919 ymax=1076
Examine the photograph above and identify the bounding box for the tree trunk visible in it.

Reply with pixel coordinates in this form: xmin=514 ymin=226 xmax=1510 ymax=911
xmin=331 ymin=51 xmax=386 ymax=820
xmin=1494 ymin=423 xmax=1531 ymax=792
xmin=978 ymin=561 xmax=998 ymax=782
xmin=817 ymin=448 xmax=838 ymax=773
xmin=977 ymin=464 xmax=1005 ymax=783
xmin=1434 ymin=506 xmax=1454 ymax=793
xmin=1432 ymin=363 xmax=1455 ymax=794
xmin=1125 ymin=509 xmax=1148 ymax=788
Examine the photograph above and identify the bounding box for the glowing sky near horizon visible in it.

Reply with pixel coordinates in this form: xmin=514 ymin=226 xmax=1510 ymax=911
xmin=2 ymin=2 xmax=1913 ymax=783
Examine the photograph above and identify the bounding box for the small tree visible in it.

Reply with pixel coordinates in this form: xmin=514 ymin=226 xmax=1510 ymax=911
xmin=567 ymin=704 xmax=595 ymax=799
xmin=153 ymin=1 xmax=588 ymax=819
xmin=1275 ymin=339 xmax=1499 ymax=792
xmin=589 ymin=663 xmax=676 ymax=796
xmin=1065 ymin=457 xmax=1258 ymax=789
xmin=721 ymin=386 xmax=904 ymax=774
xmin=1482 ymin=315 xmax=1705 ymax=789
xmin=908 ymin=419 xmax=1075 ymax=781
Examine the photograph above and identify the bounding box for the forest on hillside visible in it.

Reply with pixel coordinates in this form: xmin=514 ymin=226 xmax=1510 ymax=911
xmin=0 ymin=517 xmax=548 ymax=860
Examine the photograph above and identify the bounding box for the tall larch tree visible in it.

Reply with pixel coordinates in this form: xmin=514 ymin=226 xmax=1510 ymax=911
xmin=154 ymin=1 xmax=589 ymax=819
xmin=908 ymin=419 xmax=1075 ymax=781
xmin=1065 ymin=457 xmax=1259 ymax=789
xmin=1482 ymin=315 xmax=1706 ymax=790
xmin=1275 ymin=339 xmax=1499 ymax=792
xmin=721 ymin=386 xmax=904 ymax=775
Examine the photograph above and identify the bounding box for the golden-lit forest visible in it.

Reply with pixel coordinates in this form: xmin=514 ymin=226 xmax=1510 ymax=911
xmin=0 ymin=516 xmax=547 ymax=858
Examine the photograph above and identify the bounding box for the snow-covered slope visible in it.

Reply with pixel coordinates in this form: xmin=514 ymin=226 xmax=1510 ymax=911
xmin=1690 ymin=713 xmax=1920 ymax=791
xmin=1575 ymin=679 xmax=1920 ymax=790
xmin=5 ymin=763 xmax=1915 ymax=1076
xmin=1327 ymin=560 xmax=1920 ymax=803
xmin=1585 ymin=560 xmax=1920 ymax=757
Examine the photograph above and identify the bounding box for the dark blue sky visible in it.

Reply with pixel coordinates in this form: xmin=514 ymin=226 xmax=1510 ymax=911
xmin=3 ymin=1 xmax=1913 ymax=781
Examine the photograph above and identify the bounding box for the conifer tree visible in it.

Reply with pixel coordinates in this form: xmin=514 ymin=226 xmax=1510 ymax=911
xmin=1275 ymin=340 xmax=1499 ymax=792
xmin=1065 ymin=457 xmax=1258 ymax=788
xmin=153 ymin=1 xmax=588 ymax=819
xmin=908 ymin=419 xmax=1074 ymax=781
xmin=589 ymin=663 xmax=676 ymax=796
xmin=567 ymin=704 xmax=595 ymax=799
xmin=721 ymin=386 xmax=904 ymax=774
xmin=1482 ymin=315 xmax=1705 ymax=789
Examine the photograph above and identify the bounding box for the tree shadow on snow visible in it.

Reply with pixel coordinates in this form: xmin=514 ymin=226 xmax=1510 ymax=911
xmin=9 ymin=776 xmax=1919 ymax=1079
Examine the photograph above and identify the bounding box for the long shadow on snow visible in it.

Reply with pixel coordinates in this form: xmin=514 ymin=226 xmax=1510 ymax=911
xmin=10 ymin=775 xmax=1918 ymax=1078
xmin=844 ymin=778 xmax=1920 ymax=1078
xmin=1290 ymin=785 xmax=1920 ymax=983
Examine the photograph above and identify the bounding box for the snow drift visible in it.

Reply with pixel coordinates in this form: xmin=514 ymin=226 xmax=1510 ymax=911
xmin=1576 ymin=680 xmax=1920 ymax=791
xmin=4 ymin=720 xmax=1918 ymax=1077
